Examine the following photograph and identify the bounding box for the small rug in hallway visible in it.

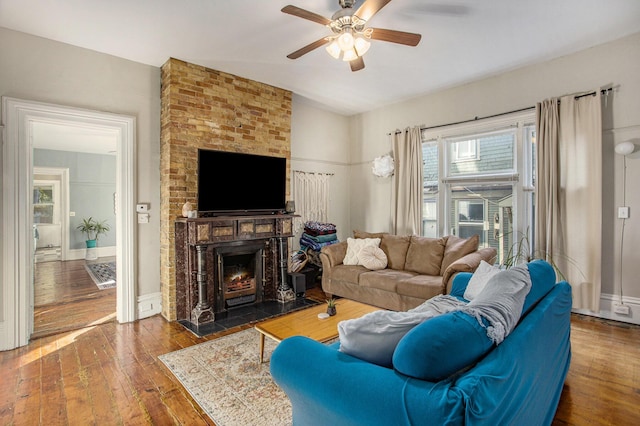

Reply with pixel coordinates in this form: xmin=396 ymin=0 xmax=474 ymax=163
xmin=85 ymin=261 xmax=116 ymax=290
xmin=159 ymin=328 xmax=291 ymax=426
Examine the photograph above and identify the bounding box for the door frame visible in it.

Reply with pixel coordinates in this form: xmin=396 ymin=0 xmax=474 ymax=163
xmin=1 ymin=97 xmax=136 ymax=350
xmin=33 ymin=167 xmax=69 ymax=260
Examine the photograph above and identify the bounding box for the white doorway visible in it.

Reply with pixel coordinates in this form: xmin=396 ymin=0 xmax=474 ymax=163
xmin=33 ymin=168 xmax=69 ymax=263
xmin=1 ymin=97 xmax=136 ymax=350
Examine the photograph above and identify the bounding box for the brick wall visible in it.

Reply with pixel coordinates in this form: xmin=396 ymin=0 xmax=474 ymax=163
xmin=160 ymin=58 xmax=292 ymax=321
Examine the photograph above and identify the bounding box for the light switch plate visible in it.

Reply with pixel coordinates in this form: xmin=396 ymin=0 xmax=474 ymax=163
xmin=137 ymin=213 xmax=150 ymax=223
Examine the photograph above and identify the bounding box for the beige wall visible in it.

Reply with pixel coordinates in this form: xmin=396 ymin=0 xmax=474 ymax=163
xmin=350 ymin=32 xmax=640 ymax=306
xmin=290 ymin=95 xmax=351 ymax=244
xmin=0 ymin=27 xmax=162 ymax=300
xmin=2 ymin=25 xmax=638 ymax=323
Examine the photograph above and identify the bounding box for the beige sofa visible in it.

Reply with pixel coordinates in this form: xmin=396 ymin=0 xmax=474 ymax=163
xmin=320 ymin=231 xmax=497 ymax=311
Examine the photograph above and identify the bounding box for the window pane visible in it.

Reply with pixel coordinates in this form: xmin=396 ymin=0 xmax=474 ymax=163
xmin=447 ymin=130 xmax=514 ymax=176
xmin=449 ymin=183 xmax=513 ymax=254
xmin=34 ymin=205 xmax=54 ymax=224
xmin=422 ymin=142 xmax=438 ymax=237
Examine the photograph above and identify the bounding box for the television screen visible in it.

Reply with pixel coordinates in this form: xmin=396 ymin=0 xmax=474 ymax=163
xmin=197 ymin=149 xmax=287 ymax=215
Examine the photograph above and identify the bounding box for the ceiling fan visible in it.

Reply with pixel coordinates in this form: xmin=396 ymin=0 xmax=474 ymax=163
xmin=282 ymin=0 xmax=422 ymax=72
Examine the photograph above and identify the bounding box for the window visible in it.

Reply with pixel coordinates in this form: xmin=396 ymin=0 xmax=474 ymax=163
xmin=421 ymin=111 xmax=536 ymax=264
xmin=33 ymin=183 xmax=57 ymax=224
xmin=452 ymin=139 xmax=478 ymax=162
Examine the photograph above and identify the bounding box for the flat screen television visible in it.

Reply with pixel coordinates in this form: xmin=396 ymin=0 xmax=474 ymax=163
xmin=197 ymin=149 xmax=287 ymax=216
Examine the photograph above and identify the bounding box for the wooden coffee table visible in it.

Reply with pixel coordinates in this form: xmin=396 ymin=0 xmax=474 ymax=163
xmin=254 ymin=299 xmax=380 ymax=362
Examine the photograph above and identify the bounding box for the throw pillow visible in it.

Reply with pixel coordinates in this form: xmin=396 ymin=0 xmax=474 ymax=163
xmin=440 ymin=235 xmax=480 ymax=272
xmin=338 ymin=309 xmax=436 ymax=367
xmin=380 ymin=234 xmax=412 ymax=270
xmin=404 ymin=236 xmax=446 ymax=276
xmin=463 ymin=260 xmax=501 ymax=301
xmin=358 ymin=245 xmax=388 ymax=270
xmin=343 ymin=237 xmax=381 ymax=265
xmin=393 ymin=311 xmax=493 ymax=381
xmin=459 ymin=263 xmax=531 ymax=344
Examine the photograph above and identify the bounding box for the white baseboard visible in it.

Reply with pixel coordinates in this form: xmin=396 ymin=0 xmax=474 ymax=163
xmin=572 ymin=293 xmax=640 ymax=325
xmin=138 ymin=292 xmax=162 ymax=319
xmin=68 ymin=246 xmax=116 ymax=261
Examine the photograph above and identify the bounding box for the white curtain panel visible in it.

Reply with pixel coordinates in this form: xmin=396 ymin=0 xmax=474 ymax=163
xmin=535 ymin=92 xmax=602 ymax=311
xmin=292 ymin=170 xmax=331 ymax=236
xmin=392 ymin=127 xmax=423 ymax=235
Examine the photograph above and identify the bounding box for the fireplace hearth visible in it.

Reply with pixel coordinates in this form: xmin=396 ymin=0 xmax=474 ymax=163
xmin=175 ymin=214 xmax=298 ymax=332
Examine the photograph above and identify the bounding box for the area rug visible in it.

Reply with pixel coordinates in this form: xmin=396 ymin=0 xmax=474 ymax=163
xmin=85 ymin=261 xmax=116 ymax=290
xmin=159 ymin=328 xmax=291 ymax=426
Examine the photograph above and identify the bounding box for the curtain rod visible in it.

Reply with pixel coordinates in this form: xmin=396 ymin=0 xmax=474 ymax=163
xmin=388 ymin=87 xmax=614 ymax=135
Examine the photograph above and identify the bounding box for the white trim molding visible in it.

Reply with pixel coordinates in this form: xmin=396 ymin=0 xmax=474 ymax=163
xmin=138 ymin=292 xmax=162 ymax=320
xmin=1 ymin=97 xmax=136 ymax=350
xmin=573 ymin=293 xmax=640 ymax=325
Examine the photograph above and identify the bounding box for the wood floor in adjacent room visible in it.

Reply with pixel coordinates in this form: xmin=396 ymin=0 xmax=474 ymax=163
xmin=1 ymin=281 xmax=639 ymax=425
xmin=32 ymin=258 xmax=117 ymax=339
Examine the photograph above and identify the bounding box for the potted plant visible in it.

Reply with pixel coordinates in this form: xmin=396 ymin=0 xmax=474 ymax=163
xmin=77 ymin=217 xmax=110 ymax=248
xmin=326 ymin=298 xmax=337 ymax=316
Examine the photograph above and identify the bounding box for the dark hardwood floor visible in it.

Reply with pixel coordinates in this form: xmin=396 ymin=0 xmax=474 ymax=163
xmin=2 ymin=273 xmax=639 ymax=425
xmin=33 ymin=258 xmax=116 ymax=339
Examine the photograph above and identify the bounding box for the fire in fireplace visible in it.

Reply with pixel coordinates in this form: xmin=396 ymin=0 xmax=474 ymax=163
xmin=215 ymin=241 xmax=265 ymax=310
xmin=223 ymin=253 xmax=257 ymax=307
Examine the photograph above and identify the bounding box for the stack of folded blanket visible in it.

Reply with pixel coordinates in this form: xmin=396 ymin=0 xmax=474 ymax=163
xmin=300 ymin=221 xmax=339 ymax=252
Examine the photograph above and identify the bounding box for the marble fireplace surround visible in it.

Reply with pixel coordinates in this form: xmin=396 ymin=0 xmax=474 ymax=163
xmin=174 ymin=215 xmax=297 ymax=331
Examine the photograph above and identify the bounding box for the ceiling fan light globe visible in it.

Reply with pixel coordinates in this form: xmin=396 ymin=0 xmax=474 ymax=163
xmin=326 ymin=41 xmax=341 ymax=59
xmin=354 ymin=37 xmax=371 ymax=56
xmin=342 ymin=48 xmax=358 ymax=62
xmin=338 ymin=31 xmax=354 ymax=51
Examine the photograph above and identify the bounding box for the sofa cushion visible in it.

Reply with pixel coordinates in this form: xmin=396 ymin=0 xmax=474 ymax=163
xmin=380 ymin=234 xmax=411 ymax=270
xmin=441 ymin=235 xmax=480 ymax=272
xmin=343 ymin=237 xmax=381 ymax=265
xmin=359 ymin=269 xmax=415 ymax=292
xmin=358 ymin=245 xmax=388 ymax=270
xmin=331 ymin=264 xmax=370 ymax=284
xmin=338 ymin=309 xmax=436 ymax=367
xmin=396 ymin=275 xmax=444 ymax=300
xmin=404 ymin=236 xmax=446 ymax=275
xmin=521 ymin=259 xmax=556 ymax=314
xmin=392 ymin=310 xmax=493 ymax=381
xmin=463 ymin=260 xmax=501 ymax=301
xmin=353 ymin=230 xmax=388 ymax=239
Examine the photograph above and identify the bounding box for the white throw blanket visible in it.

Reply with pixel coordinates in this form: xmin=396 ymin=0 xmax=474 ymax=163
xmin=460 ymin=263 xmax=532 ymax=344
xmin=409 ymin=294 xmax=468 ymax=314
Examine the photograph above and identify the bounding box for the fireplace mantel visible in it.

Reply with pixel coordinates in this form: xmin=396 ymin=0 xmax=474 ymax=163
xmin=174 ymin=214 xmax=297 ymax=329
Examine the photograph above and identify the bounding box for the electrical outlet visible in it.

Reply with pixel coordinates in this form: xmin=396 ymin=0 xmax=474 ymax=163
xmin=613 ymin=303 xmax=630 ymax=315
xmin=618 ymin=206 xmax=630 ymax=219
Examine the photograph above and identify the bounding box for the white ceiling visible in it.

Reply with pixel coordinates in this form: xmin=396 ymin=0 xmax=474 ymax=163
xmin=2 ymin=0 xmax=640 ymax=119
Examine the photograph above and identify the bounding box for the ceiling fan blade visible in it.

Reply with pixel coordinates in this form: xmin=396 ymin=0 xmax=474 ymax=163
xmin=286 ymin=38 xmax=330 ymax=59
xmin=350 ymin=56 xmax=365 ymax=72
xmin=281 ymin=5 xmax=332 ymax=25
xmin=355 ymin=0 xmax=393 ymax=21
xmin=370 ymin=28 xmax=422 ymax=46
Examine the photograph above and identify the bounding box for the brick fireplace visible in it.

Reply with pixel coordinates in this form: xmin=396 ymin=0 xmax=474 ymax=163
xmin=160 ymin=58 xmax=292 ymax=321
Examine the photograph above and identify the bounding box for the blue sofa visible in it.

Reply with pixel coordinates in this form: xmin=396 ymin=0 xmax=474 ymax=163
xmin=270 ymin=260 xmax=572 ymax=425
